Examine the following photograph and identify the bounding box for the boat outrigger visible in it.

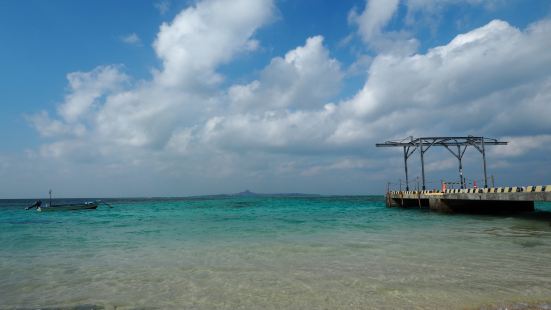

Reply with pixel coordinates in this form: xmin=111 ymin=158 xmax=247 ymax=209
xmin=26 ymin=190 xmax=111 ymax=212
xmin=37 ymin=201 xmax=99 ymax=212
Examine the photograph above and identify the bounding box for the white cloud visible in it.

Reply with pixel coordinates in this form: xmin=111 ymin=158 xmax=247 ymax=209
xmin=346 ymin=54 xmax=373 ymax=77
xmin=204 ymin=18 xmax=551 ymax=162
xmin=22 ymin=0 xmax=551 ymax=196
xmin=349 ymin=0 xmax=400 ymax=44
xmin=37 ymin=0 xmax=275 ymax=154
xmin=29 ymin=66 xmax=128 ymax=138
xmin=200 ymin=105 xmax=340 ymax=154
xmin=58 ymin=65 xmax=128 ymax=123
xmin=349 ymin=0 xmax=419 ymax=54
xmin=36 ymin=18 xmax=551 ymax=156
xmin=349 ymin=0 xmax=506 ymax=53
xmin=341 ymin=19 xmax=551 ymax=139
xmin=27 ymin=111 xmax=86 ymax=138
xmin=490 ymin=135 xmax=551 ymax=158
xmin=228 ymin=36 xmax=343 ymax=111
xmin=121 ymin=33 xmax=142 ymax=45
xmin=153 ymin=0 xmax=274 ymax=88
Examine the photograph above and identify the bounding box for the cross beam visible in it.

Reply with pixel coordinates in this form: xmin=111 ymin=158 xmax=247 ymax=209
xmin=376 ymin=136 xmax=507 ymax=190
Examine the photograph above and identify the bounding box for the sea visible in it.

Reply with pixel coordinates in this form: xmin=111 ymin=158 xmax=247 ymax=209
xmin=1 ymin=196 xmax=550 ymax=309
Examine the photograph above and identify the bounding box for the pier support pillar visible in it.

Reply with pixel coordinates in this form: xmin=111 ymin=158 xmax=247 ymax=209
xmin=428 ymin=199 xmax=453 ymax=213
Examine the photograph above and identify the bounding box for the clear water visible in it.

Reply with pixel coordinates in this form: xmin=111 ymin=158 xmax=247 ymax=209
xmin=1 ymin=196 xmax=550 ymax=309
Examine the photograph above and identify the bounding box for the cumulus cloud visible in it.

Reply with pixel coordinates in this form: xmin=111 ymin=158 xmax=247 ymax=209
xmin=341 ymin=19 xmax=551 ymax=138
xmin=28 ymin=111 xmax=86 ymax=138
xmin=349 ymin=0 xmax=400 ymax=44
xmin=201 ymin=105 xmax=341 ymax=154
xmin=58 ymin=66 xmax=129 ymax=123
xmin=491 ymin=135 xmax=551 ymax=158
xmin=153 ymin=0 xmax=274 ymax=88
xmin=201 ymin=18 xmax=551 ymax=173
xmin=228 ymin=36 xmax=343 ymax=111
xmin=37 ymin=0 xmax=274 ymax=152
xmin=29 ymin=66 xmax=128 ymax=137
xmin=349 ymin=0 xmax=505 ymax=53
xmin=24 ymin=0 xmax=551 ymax=195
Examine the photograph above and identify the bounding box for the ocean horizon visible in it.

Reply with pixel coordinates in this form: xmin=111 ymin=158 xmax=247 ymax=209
xmin=1 ymin=196 xmax=551 ymax=309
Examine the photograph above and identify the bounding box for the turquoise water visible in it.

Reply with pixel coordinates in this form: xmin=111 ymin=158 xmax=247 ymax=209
xmin=1 ymin=196 xmax=551 ymax=309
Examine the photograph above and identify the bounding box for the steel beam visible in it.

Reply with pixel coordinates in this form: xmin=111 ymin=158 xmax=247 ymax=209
xmin=419 ymin=141 xmax=426 ymax=190
xmin=482 ymin=138 xmax=488 ymax=188
xmin=403 ymin=146 xmax=409 ymax=191
xmin=376 ymin=136 xmax=506 ymax=191
xmin=457 ymin=145 xmax=464 ymax=188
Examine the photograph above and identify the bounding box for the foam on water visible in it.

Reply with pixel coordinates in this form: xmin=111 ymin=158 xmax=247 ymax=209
xmin=1 ymin=197 xmax=551 ymax=309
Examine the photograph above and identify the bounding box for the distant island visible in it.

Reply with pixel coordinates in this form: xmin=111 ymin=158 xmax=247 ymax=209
xmin=192 ymin=190 xmax=322 ymax=199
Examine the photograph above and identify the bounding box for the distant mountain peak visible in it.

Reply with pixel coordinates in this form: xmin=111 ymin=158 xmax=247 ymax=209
xmin=230 ymin=190 xmax=321 ymax=197
xmin=235 ymin=190 xmax=257 ymax=196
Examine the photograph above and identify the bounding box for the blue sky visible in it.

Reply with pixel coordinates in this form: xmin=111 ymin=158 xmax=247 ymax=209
xmin=1 ymin=0 xmax=551 ymax=198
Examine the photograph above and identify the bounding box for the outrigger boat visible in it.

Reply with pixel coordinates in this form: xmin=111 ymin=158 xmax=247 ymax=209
xmin=26 ymin=190 xmax=111 ymax=212
xmin=37 ymin=201 xmax=99 ymax=212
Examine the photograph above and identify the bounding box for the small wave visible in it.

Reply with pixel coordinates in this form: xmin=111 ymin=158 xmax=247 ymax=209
xmin=482 ymin=227 xmax=547 ymax=238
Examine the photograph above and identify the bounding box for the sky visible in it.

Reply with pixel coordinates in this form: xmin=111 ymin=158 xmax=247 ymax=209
xmin=1 ymin=0 xmax=551 ymax=198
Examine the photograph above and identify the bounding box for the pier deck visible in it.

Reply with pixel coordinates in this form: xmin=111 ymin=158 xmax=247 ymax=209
xmin=386 ymin=185 xmax=551 ymax=213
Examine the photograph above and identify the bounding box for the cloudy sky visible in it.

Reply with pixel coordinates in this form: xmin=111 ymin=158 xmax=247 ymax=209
xmin=1 ymin=0 xmax=550 ymax=198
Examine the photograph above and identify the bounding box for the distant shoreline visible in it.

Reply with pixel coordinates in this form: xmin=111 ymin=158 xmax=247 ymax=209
xmin=0 ymin=190 xmax=386 ymax=200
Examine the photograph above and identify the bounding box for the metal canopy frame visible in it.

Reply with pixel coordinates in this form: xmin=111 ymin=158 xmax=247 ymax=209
xmin=376 ymin=136 xmax=507 ymax=190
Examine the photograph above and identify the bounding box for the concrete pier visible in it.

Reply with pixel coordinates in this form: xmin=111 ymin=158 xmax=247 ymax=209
xmin=386 ymin=185 xmax=551 ymax=214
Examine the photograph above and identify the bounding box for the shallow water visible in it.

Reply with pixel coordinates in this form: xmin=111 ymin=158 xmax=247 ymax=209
xmin=1 ymin=196 xmax=550 ymax=309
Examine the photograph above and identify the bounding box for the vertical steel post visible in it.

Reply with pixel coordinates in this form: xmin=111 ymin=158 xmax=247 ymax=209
xmin=403 ymin=146 xmax=409 ymax=191
xmin=386 ymin=182 xmax=391 ymax=207
xmin=457 ymin=145 xmax=464 ymax=189
xmin=482 ymin=138 xmax=488 ymax=188
xmin=419 ymin=141 xmax=426 ymax=190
